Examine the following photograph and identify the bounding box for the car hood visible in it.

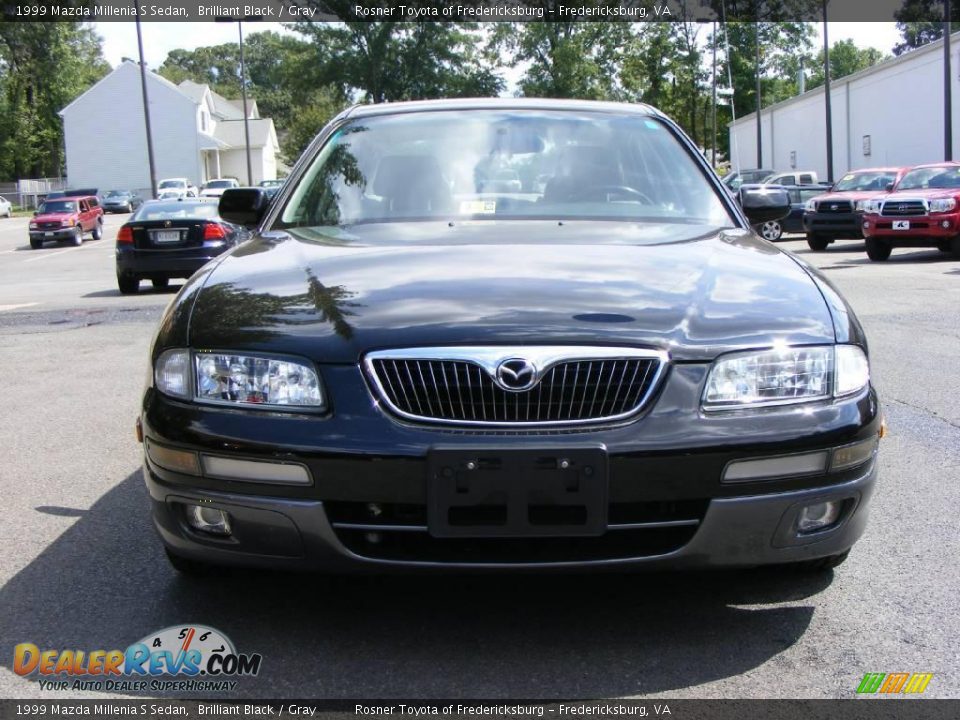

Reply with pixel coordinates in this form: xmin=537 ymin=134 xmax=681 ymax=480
xmin=882 ymin=188 xmax=959 ymax=200
xmin=186 ymin=222 xmax=836 ymax=363
xmin=33 ymin=212 xmax=75 ymax=223
xmin=811 ymin=190 xmax=886 ymax=203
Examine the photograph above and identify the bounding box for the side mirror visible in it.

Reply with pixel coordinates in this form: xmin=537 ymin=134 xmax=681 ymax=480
xmin=219 ymin=188 xmax=270 ymax=228
xmin=885 ymin=182 xmax=895 ymax=192
xmin=738 ymin=184 xmax=790 ymax=225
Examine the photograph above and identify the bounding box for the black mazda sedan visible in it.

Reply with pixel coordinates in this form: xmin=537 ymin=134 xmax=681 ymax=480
xmin=139 ymin=99 xmax=882 ymax=575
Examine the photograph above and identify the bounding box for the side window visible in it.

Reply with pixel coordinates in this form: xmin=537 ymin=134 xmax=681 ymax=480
xmin=79 ymin=200 xmax=88 ymax=213
xmin=88 ymin=197 xmax=99 ymax=209
xmin=776 ymin=175 xmax=796 ymax=186
xmin=800 ymin=174 xmax=814 ymax=184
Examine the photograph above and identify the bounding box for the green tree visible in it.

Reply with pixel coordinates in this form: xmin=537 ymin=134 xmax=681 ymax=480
xmin=0 ymin=23 xmax=109 ymax=180
xmin=893 ymin=1 xmax=960 ymax=55
xmin=807 ymin=39 xmax=887 ymax=88
xmin=291 ymin=20 xmax=503 ymax=103
xmin=490 ymin=21 xmax=630 ymax=100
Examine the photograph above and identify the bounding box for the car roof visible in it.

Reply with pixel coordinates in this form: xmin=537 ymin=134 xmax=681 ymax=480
xmin=343 ymin=97 xmax=662 ymax=120
xmin=51 ymin=195 xmax=94 ymax=201
xmin=903 ymin=161 xmax=960 ymax=170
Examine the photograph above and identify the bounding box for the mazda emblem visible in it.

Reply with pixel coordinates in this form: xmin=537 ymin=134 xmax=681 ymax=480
xmin=495 ymin=358 xmax=538 ymax=392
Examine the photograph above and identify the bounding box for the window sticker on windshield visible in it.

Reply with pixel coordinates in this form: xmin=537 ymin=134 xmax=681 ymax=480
xmin=459 ymin=200 xmax=496 ymax=215
xmin=841 ymin=174 xmax=854 ymax=182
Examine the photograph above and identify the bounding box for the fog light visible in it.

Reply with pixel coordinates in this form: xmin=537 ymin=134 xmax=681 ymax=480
xmin=797 ymin=501 xmax=841 ymax=534
xmin=186 ymin=504 xmax=231 ymax=536
xmin=723 ymin=451 xmax=828 ymax=483
xmin=146 ymin=439 xmax=200 ymax=476
xmin=942 ymin=220 xmax=951 ymax=229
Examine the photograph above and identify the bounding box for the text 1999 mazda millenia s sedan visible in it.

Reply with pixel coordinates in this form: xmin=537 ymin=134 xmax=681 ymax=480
xmin=139 ymin=99 xmax=882 ymax=576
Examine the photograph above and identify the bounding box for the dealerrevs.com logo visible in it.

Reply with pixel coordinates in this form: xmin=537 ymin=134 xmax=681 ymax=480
xmin=14 ymin=625 xmax=262 ymax=692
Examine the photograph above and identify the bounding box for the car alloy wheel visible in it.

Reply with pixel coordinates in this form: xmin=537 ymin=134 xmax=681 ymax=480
xmin=760 ymin=220 xmax=782 ymax=241
xmin=72 ymin=226 xmax=83 ymax=246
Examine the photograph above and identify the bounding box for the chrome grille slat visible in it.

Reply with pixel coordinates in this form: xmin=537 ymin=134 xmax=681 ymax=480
xmin=366 ymin=347 xmax=667 ymax=427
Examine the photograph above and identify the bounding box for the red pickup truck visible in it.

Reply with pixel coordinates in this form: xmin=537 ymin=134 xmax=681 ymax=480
xmin=861 ymin=162 xmax=960 ymax=261
xmin=28 ymin=195 xmax=104 ymax=249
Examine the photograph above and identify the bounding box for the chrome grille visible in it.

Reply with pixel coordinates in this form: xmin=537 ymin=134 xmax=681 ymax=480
xmin=365 ymin=347 xmax=667 ymax=427
xmin=881 ymin=200 xmax=926 ymax=216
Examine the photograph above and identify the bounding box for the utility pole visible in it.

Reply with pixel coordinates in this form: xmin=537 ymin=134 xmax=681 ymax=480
xmin=755 ymin=22 xmax=762 ymax=168
xmin=134 ymin=0 xmax=157 ymax=199
xmin=823 ymin=1 xmax=834 ymax=183
xmin=946 ymin=1 xmax=953 ymax=161
xmin=712 ymin=21 xmax=718 ymax=168
xmin=216 ymin=16 xmax=256 ymax=186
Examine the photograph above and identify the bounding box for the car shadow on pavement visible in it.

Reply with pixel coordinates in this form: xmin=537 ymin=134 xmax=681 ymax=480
xmin=83 ymin=286 xmax=182 ymax=299
xmin=0 ymin=470 xmax=832 ymax=698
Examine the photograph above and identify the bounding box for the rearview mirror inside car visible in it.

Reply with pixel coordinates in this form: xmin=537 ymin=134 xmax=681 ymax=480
xmin=737 ymin=184 xmax=790 ymax=225
xmin=885 ymin=182 xmax=895 ymax=192
xmin=218 ymin=188 xmax=270 ymax=228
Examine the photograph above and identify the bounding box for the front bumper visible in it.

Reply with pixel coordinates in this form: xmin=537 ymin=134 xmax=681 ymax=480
xmin=863 ymin=213 xmax=960 ymax=242
xmin=802 ymin=211 xmax=864 ymax=238
xmin=141 ymin=362 xmax=882 ymax=571
xmin=29 ymin=228 xmax=76 ymax=241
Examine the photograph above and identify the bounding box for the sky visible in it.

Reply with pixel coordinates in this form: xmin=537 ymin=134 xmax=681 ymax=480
xmin=93 ymin=21 xmax=906 ymax=76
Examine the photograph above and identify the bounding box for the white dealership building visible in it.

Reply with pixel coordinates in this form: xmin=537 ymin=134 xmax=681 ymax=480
xmin=729 ymin=30 xmax=960 ymax=179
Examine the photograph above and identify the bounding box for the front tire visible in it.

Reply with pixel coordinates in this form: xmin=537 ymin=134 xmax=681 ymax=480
xmin=786 ymin=550 xmax=851 ymax=572
xmin=165 ymin=548 xmax=223 ymax=577
xmin=865 ymin=238 xmax=892 ymax=261
xmin=72 ymin=225 xmax=83 ymax=246
xmin=759 ymin=220 xmax=782 ymax=241
xmin=806 ymin=234 xmax=830 ymax=251
xmin=951 ymin=237 xmax=960 ymax=259
xmin=117 ymin=273 xmax=139 ymax=294
xmin=151 ymin=277 xmax=170 ymax=290
xmin=30 ymin=237 xmax=42 ymax=249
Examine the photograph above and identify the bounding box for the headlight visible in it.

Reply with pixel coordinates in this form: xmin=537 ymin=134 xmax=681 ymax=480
xmin=28 ymin=222 xmax=37 ymax=229
xmin=861 ymin=200 xmax=881 ymax=214
xmin=154 ymin=349 xmax=326 ymax=410
xmin=703 ymin=345 xmax=869 ymax=410
xmin=854 ymin=200 xmax=866 ymax=212
xmin=804 ymin=199 xmax=817 ymax=212
xmin=929 ymin=198 xmax=956 ymax=212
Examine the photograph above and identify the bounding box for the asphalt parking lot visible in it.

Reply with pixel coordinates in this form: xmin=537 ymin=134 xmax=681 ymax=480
xmin=0 ymin=216 xmax=957 ymax=700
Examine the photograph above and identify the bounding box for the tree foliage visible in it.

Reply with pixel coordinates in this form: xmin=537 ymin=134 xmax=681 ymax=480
xmin=807 ymin=39 xmax=887 ymax=89
xmin=0 ymin=23 xmax=109 ymax=180
xmin=893 ymin=0 xmax=960 ymax=55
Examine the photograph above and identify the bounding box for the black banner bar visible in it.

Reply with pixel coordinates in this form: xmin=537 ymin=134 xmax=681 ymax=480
xmin=0 ymin=0 xmax=950 ymax=23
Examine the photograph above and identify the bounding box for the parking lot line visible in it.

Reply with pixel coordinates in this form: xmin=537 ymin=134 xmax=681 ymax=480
xmin=22 ymin=247 xmax=81 ymax=263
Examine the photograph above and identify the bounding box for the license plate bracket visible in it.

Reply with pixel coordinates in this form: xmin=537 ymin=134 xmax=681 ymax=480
xmin=428 ymin=447 xmax=608 ymax=538
xmin=892 ymin=220 xmax=910 ymax=230
xmin=151 ymin=230 xmax=182 ymax=243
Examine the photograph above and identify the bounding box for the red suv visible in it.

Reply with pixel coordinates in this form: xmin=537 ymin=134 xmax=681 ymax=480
xmin=28 ymin=195 xmax=104 ymax=249
xmin=861 ymin=162 xmax=960 ymax=261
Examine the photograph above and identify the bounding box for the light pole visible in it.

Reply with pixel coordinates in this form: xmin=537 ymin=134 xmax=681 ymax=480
xmin=134 ymin=0 xmax=157 ymax=199
xmin=823 ymin=1 xmax=834 ymax=183
xmin=756 ymin=22 xmax=763 ymax=168
xmin=945 ymin=1 xmax=953 ymax=161
xmin=216 ymin=16 xmax=256 ymax=186
xmin=712 ymin=21 xmax=717 ymax=168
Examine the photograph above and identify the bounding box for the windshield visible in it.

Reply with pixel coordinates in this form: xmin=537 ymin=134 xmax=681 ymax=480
xmin=897 ymin=166 xmax=960 ymax=190
xmin=133 ymin=202 xmax=219 ymax=221
xmin=206 ymin=180 xmax=234 ymax=188
xmin=833 ymin=171 xmax=896 ymax=192
xmin=159 ymin=180 xmax=186 ymax=189
xmin=39 ymin=201 xmax=76 ymax=214
xmin=278 ymin=110 xmax=732 ymax=230
xmin=105 ymin=191 xmax=128 ymax=198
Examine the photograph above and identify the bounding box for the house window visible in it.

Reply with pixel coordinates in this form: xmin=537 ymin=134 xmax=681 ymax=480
xmin=200 ymin=111 xmax=208 ymax=132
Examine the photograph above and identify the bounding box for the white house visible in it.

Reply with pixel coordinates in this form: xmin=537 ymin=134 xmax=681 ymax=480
xmin=59 ymin=60 xmax=280 ymax=196
xmin=729 ymin=30 xmax=960 ymax=180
